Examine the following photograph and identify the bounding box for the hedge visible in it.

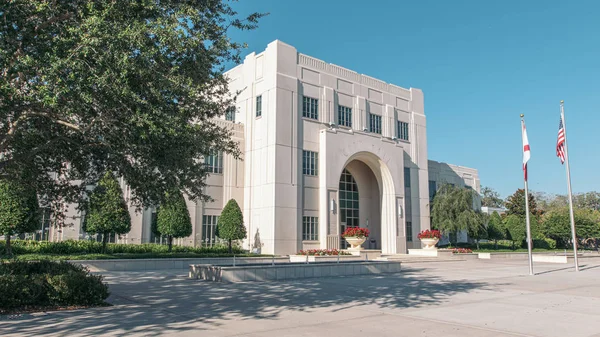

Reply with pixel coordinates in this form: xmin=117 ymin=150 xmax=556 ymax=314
xmin=0 ymin=240 xmax=246 ymax=256
xmin=0 ymin=261 xmax=109 ymax=313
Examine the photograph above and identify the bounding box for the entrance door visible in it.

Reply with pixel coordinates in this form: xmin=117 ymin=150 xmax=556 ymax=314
xmin=339 ymin=169 xmax=359 ymax=248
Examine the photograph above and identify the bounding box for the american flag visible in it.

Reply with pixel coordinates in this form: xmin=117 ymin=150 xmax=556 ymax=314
xmin=556 ymin=116 xmax=566 ymax=164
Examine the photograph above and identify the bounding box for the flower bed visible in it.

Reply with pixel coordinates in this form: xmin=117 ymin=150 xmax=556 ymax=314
xmin=451 ymin=248 xmax=473 ymax=254
xmin=341 ymin=227 xmax=370 ymax=238
xmin=417 ymin=229 xmax=441 ymax=240
xmin=297 ymin=249 xmax=351 ymax=256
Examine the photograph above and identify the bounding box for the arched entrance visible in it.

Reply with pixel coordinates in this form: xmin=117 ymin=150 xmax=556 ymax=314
xmin=339 ymin=162 xmax=381 ymax=249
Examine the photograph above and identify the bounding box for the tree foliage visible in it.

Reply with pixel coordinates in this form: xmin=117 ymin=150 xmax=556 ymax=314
xmin=83 ymin=172 xmax=131 ymax=252
xmin=0 ymin=1 xmax=265 ymax=215
xmin=217 ymin=199 xmax=246 ymax=253
xmin=503 ymin=214 xmax=525 ymax=249
xmin=487 ymin=211 xmax=505 ymax=246
xmin=431 ymin=184 xmax=479 ymax=244
xmin=467 ymin=212 xmax=489 ymax=250
xmin=0 ymin=179 xmax=40 ymax=255
xmin=542 ymin=207 xmax=600 ymax=247
xmin=481 ymin=186 xmax=504 ymax=208
xmin=505 ymin=189 xmax=539 ymax=217
xmin=156 ymin=190 xmax=192 ymax=252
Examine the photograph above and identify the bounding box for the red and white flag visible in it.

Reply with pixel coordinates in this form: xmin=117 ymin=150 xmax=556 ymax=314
xmin=522 ymin=121 xmax=531 ymax=181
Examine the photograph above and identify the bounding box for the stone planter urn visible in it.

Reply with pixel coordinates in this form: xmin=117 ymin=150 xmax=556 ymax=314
xmin=344 ymin=236 xmax=367 ymax=250
xmin=420 ymin=238 xmax=439 ymax=250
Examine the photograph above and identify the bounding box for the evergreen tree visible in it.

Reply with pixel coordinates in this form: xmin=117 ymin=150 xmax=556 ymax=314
xmin=217 ymin=199 xmax=246 ymax=253
xmin=156 ymin=190 xmax=192 ymax=252
xmin=487 ymin=211 xmax=505 ymax=249
xmin=504 ymin=214 xmax=526 ymax=250
xmin=84 ymin=172 xmax=131 ymax=253
xmin=0 ymin=179 xmax=40 ymax=255
xmin=505 ymin=189 xmax=539 ymax=217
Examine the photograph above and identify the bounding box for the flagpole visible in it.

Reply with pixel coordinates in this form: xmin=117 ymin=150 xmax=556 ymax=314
xmin=521 ymin=115 xmax=534 ymax=276
xmin=560 ymin=100 xmax=579 ymax=272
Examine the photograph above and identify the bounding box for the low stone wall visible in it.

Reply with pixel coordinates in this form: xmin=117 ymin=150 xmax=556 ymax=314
xmin=71 ymin=257 xmax=289 ymax=272
xmin=189 ymin=261 xmax=402 ymax=283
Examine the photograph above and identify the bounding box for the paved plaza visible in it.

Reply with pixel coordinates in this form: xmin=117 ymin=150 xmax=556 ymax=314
xmin=2 ymin=259 xmax=600 ymax=337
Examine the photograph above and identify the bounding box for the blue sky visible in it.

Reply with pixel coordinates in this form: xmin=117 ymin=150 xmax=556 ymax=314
xmin=227 ymin=0 xmax=600 ymax=198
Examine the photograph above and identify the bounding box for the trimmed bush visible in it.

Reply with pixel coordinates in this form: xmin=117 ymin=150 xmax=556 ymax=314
xmin=0 ymin=240 xmax=246 ymax=256
xmin=0 ymin=261 xmax=109 ymax=313
xmin=533 ymin=238 xmax=557 ymax=250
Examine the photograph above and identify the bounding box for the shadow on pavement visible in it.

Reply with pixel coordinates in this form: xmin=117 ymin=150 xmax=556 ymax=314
xmin=1 ymin=268 xmax=492 ymax=336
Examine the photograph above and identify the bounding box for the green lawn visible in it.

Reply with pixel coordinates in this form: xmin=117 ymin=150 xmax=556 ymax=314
xmin=1 ymin=252 xmax=271 ymax=262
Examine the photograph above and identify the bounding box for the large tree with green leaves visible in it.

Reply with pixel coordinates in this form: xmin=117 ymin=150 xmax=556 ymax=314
xmin=481 ymin=186 xmax=504 ymax=208
xmin=487 ymin=211 xmax=505 ymax=249
xmin=503 ymin=214 xmax=525 ymax=250
xmin=542 ymin=207 xmax=600 ymax=248
xmin=431 ymin=184 xmax=480 ymax=245
xmin=505 ymin=189 xmax=539 ymax=217
xmin=0 ymin=1 xmax=265 ymax=216
xmin=156 ymin=190 xmax=192 ymax=252
xmin=0 ymin=179 xmax=40 ymax=255
xmin=217 ymin=199 xmax=246 ymax=253
xmin=83 ymin=172 xmax=131 ymax=253
xmin=467 ymin=211 xmax=489 ymax=250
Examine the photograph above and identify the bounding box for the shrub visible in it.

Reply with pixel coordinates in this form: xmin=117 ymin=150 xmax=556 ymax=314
xmin=0 ymin=240 xmax=247 ymax=257
xmin=451 ymin=248 xmax=473 ymax=254
xmin=533 ymin=238 xmax=557 ymax=250
xmin=0 ymin=261 xmax=109 ymax=313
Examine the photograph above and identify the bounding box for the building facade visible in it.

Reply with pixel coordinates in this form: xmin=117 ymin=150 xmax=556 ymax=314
xmin=47 ymin=40 xmax=480 ymax=255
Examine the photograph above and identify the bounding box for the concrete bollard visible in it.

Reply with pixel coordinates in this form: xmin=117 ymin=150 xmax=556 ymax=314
xmin=233 ymin=255 xmax=236 ymax=267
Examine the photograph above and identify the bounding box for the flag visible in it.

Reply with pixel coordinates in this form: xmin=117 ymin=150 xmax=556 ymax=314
xmin=556 ymin=116 xmax=566 ymax=164
xmin=522 ymin=121 xmax=531 ymax=181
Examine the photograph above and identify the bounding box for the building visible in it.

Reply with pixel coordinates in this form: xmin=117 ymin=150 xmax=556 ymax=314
xmin=481 ymin=207 xmax=506 ymax=216
xmin=47 ymin=40 xmax=480 ymax=255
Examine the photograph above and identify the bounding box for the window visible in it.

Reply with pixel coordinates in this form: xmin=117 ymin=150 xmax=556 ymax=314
xmin=406 ymin=221 xmax=413 ymax=242
xmin=205 ymin=150 xmax=223 ymax=174
xmin=302 ymin=96 xmax=318 ymax=120
xmin=337 ymin=105 xmax=352 ymax=127
xmin=302 ymin=150 xmax=318 ymax=176
xmin=225 ymin=107 xmax=235 ymax=122
xmin=339 ymin=169 xmax=359 ymax=248
xmin=302 ymin=216 xmax=319 ymax=241
xmin=428 ymin=180 xmax=437 ymax=202
xmin=397 ymin=121 xmax=409 ymax=141
xmin=202 ymin=215 xmax=219 ymax=246
xmin=404 ymin=167 xmax=411 ymax=188
xmin=369 ymin=114 xmax=382 ymax=134
xmin=256 ymin=95 xmax=262 ymax=117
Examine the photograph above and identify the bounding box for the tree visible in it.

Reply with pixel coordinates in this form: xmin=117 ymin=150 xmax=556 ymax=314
xmin=0 ymin=1 xmax=265 ymax=217
xmin=467 ymin=211 xmax=489 ymax=250
xmin=431 ymin=184 xmax=479 ymax=245
xmin=217 ymin=199 xmax=246 ymax=253
xmin=156 ymin=190 xmax=192 ymax=252
xmin=83 ymin=172 xmax=131 ymax=253
xmin=481 ymin=186 xmax=504 ymax=208
xmin=505 ymin=189 xmax=539 ymax=217
xmin=504 ymin=215 xmax=526 ymax=250
xmin=487 ymin=211 xmax=505 ymax=249
xmin=0 ymin=179 xmax=40 ymax=255
xmin=542 ymin=207 xmax=600 ymax=248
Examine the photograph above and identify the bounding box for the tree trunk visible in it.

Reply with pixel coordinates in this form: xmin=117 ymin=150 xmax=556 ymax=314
xmin=168 ymin=235 xmax=173 ymax=252
xmin=102 ymin=232 xmax=109 ymax=254
xmin=494 ymin=239 xmax=498 ymax=250
xmin=5 ymin=234 xmax=12 ymax=256
xmin=228 ymin=239 xmax=232 ymax=254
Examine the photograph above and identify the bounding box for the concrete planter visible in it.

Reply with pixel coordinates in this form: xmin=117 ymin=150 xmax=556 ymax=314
xmin=420 ymin=238 xmax=439 ymax=250
xmin=289 ymin=255 xmax=360 ymax=263
xmin=344 ymin=236 xmax=367 ymax=250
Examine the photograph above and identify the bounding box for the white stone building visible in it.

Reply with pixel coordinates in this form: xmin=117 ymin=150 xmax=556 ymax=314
xmin=48 ymin=40 xmax=480 ymax=255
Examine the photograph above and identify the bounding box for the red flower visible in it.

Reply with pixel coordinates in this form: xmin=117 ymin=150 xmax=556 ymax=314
xmin=341 ymin=227 xmax=370 ymax=238
xmin=297 ymin=249 xmax=350 ymax=256
xmin=417 ymin=229 xmax=441 ymax=240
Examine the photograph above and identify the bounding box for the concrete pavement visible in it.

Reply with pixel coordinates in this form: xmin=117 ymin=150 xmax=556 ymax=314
xmin=2 ymin=259 xmax=600 ymax=337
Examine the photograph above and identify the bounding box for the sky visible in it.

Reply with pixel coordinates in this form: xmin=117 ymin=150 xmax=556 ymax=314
xmin=226 ymin=0 xmax=600 ymax=198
